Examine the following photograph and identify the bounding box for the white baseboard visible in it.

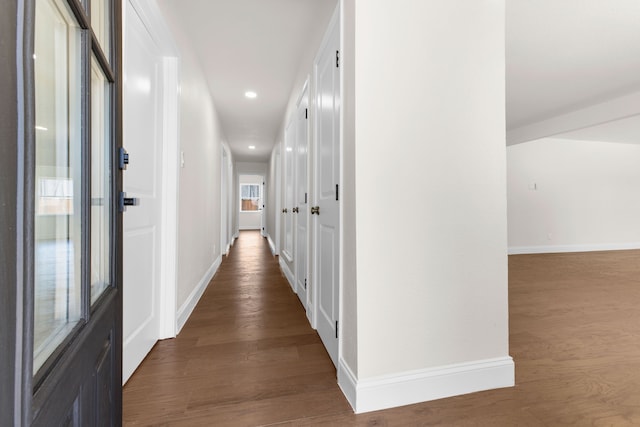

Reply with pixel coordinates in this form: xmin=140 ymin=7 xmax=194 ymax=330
xmin=267 ymin=235 xmax=276 ymax=256
xmin=509 ymin=242 xmax=640 ymax=255
xmin=338 ymin=356 xmax=514 ymax=414
xmin=278 ymin=256 xmax=295 ymax=292
xmin=338 ymin=359 xmax=358 ymax=410
xmin=176 ymin=255 xmax=222 ymax=333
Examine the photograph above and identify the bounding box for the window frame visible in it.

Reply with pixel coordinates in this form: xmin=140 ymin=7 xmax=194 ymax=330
xmin=239 ymin=182 xmax=263 ymax=212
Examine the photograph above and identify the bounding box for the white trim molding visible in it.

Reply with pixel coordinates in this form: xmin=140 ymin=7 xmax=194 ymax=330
xmin=267 ymin=235 xmax=277 ymax=256
xmin=158 ymin=56 xmax=180 ymax=340
xmin=176 ymin=255 xmax=222 ymax=333
xmin=338 ymin=359 xmax=358 ymax=410
xmin=279 ymin=256 xmax=295 ymax=292
xmin=509 ymin=242 xmax=640 ymax=255
xmin=338 ymin=357 xmax=515 ymax=414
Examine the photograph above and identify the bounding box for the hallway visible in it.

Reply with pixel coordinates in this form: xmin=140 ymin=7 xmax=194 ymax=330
xmin=124 ymin=232 xmax=640 ymax=426
xmin=122 ymin=231 xmax=352 ymax=425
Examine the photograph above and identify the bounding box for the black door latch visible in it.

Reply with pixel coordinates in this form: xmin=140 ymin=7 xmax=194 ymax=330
xmin=119 ymin=192 xmax=139 ymax=212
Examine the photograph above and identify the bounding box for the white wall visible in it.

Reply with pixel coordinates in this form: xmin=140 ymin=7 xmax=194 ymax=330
xmin=341 ymin=0 xmax=357 ymax=377
xmin=238 ymin=174 xmax=263 ymax=230
xmin=342 ymin=0 xmax=512 ymax=412
xmin=157 ymin=1 xmax=226 ymax=318
xmin=508 ymin=138 xmax=640 ymax=253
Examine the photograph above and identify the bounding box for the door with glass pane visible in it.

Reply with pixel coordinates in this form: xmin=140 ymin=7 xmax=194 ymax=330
xmin=27 ymin=0 xmax=122 ymax=424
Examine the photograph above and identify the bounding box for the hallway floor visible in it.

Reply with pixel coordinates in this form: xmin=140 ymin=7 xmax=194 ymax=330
xmin=124 ymin=232 xmax=640 ymax=426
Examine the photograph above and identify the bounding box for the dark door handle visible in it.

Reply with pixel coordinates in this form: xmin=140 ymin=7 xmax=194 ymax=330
xmin=119 ymin=192 xmax=139 ymax=212
xmin=311 ymin=206 xmax=320 ymax=215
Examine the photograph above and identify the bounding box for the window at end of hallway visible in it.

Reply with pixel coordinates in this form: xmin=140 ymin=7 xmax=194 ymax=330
xmin=240 ymin=184 xmax=262 ymax=212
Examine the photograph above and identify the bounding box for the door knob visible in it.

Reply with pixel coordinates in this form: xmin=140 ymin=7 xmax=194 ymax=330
xmin=311 ymin=206 xmax=320 ymax=215
xmin=293 ymin=207 xmax=299 ymax=213
xmin=282 ymin=208 xmax=288 ymax=213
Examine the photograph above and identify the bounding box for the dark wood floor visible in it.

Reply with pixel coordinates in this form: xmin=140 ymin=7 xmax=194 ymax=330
xmin=124 ymin=233 xmax=640 ymax=426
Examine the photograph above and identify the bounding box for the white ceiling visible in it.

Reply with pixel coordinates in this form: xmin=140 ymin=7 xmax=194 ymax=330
xmin=158 ymin=1 xmax=640 ymax=161
xmin=158 ymin=0 xmax=337 ymax=162
xmin=506 ymin=0 xmax=640 ymax=131
xmin=556 ymin=114 xmax=640 ymax=144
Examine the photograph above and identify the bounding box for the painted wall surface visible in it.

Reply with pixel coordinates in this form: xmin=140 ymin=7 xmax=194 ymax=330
xmin=508 ymin=138 xmax=640 ymax=253
xmin=239 ymin=174 xmax=264 ymax=230
xmin=341 ymin=0 xmax=357 ymax=376
xmin=157 ymin=2 xmax=225 ymax=309
xmin=353 ymin=0 xmax=509 ymax=378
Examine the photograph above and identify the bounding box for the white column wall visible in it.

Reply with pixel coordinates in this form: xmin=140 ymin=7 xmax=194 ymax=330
xmin=352 ymin=0 xmax=511 ymax=379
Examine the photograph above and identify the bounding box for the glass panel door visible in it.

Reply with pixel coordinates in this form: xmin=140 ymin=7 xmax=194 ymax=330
xmin=33 ymin=0 xmax=83 ymax=375
xmin=90 ymin=57 xmax=111 ymax=304
xmin=90 ymin=0 xmax=111 ymax=60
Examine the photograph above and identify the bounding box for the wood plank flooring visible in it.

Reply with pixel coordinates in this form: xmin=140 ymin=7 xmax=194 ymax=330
xmin=124 ymin=234 xmax=640 ymax=426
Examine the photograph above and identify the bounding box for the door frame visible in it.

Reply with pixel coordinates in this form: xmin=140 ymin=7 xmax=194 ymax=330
xmin=220 ymin=145 xmax=230 ymax=254
xmin=294 ymin=79 xmax=310 ymax=314
xmin=274 ymin=148 xmax=281 ymax=255
xmin=1 ymin=2 xmax=25 ymax=423
xmin=124 ymin=0 xmax=180 ymax=340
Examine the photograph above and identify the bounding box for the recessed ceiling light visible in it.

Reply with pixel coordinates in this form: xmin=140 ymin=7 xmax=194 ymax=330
xmin=248 ymin=145 xmax=256 ymax=150
xmin=245 ymin=91 xmax=257 ymax=99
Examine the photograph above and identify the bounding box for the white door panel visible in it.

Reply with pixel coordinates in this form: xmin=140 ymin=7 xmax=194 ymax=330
xmin=314 ymin=9 xmax=340 ymax=367
xmin=295 ymin=87 xmax=309 ymax=310
xmin=283 ymin=119 xmax=295 ymax=267
xmin=122 ymin=1 xmax=163 ymax=383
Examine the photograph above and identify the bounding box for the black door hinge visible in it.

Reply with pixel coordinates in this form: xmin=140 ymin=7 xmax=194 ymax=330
xmin=335 ymin=184 xmax=339 ymax=201
xmin=304 ymin=278 xmax=307 ymax=289
xmin=305 ymin=108 xmax=308 ymax=119
xmin=119 ymin=147 xmax=129 ymax=170
xmin=336 ymin=50 xmax=340 ymax=68
xmin=335 ymin=320 xmax=339 ymax=338
xmin=305 ymin=193 xmax=308 ymax=204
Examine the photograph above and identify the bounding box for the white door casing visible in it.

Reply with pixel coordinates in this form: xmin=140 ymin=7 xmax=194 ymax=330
xmin=275 ymin=150 xmax=281 ymax=255
xmin=283 ymin=118 xmax=296 ymax=267
xmin=122 ymin=1 xmax=164 ymax=383
xmin=220 ymin=147 xmax=229 ymax=254
xmin=295 ymin=83 xmax=310 ymax=312
xmin=313 ymin=8 xmax=341 ymax=367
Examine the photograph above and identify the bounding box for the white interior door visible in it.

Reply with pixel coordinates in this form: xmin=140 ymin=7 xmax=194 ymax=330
xmin=295 ymin=87 xmax=310 ymax=311
xmin=122 ymin=1 xmax=163 ymax=383
xmin=314 ymin=11 xmax=340 ymax=367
